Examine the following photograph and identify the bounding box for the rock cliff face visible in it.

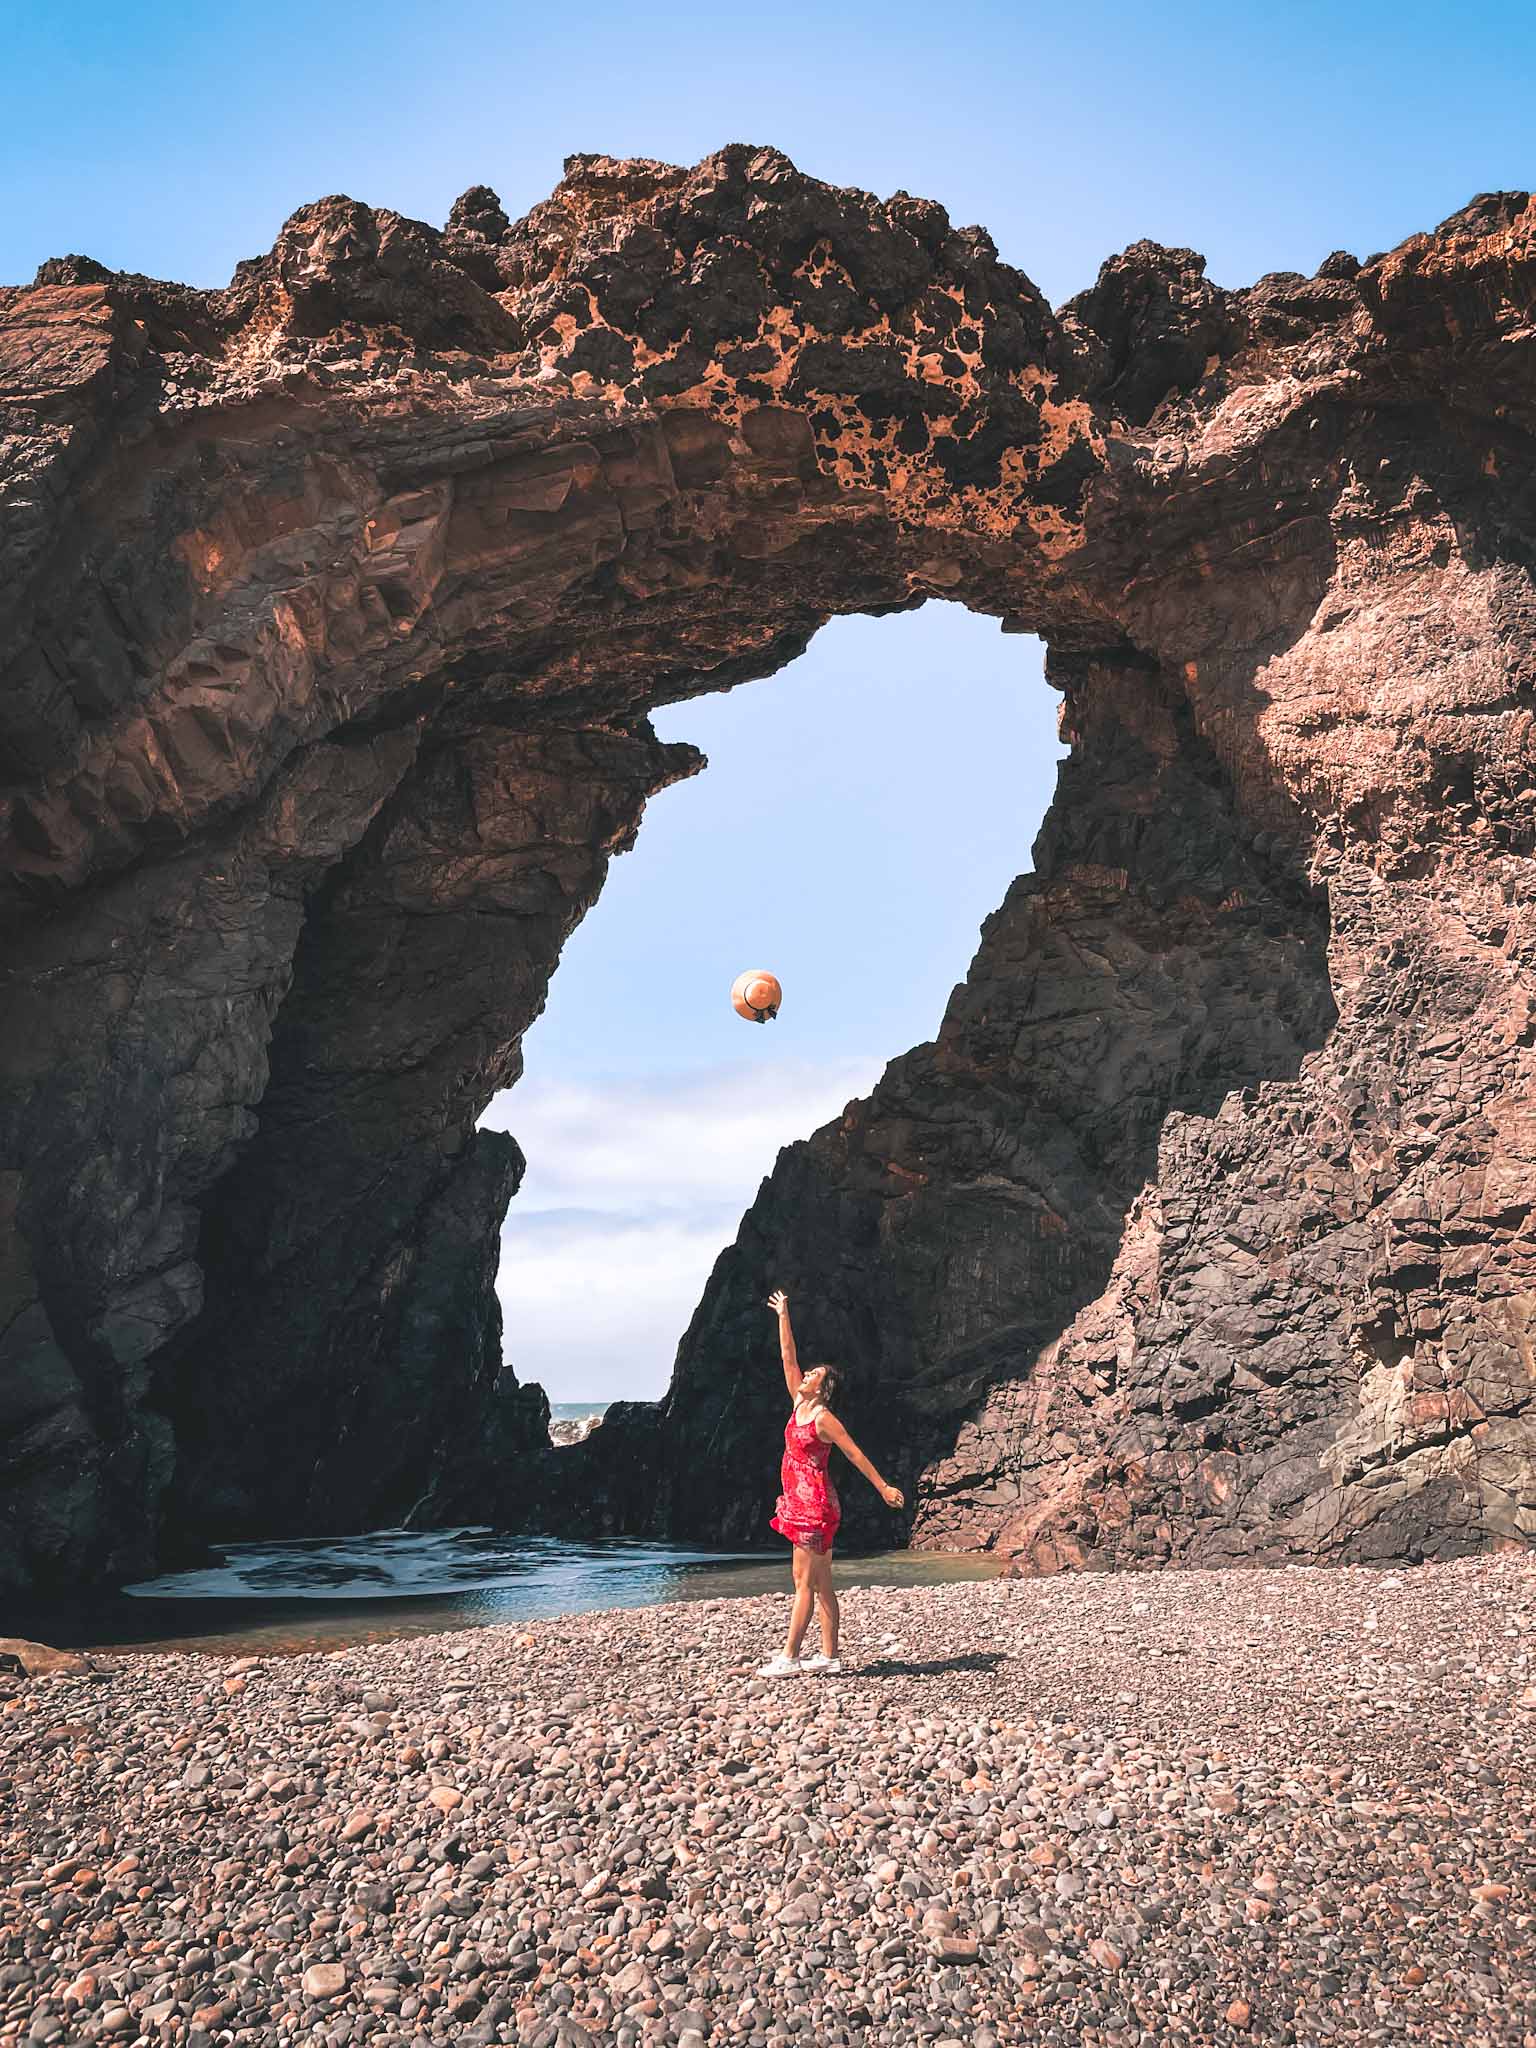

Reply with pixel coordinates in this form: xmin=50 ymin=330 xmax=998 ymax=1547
xmin=1 ymin=152 xmax=1533 ymax=1594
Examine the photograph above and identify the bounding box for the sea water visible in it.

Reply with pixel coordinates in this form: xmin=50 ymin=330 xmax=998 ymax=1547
xmin=547 ymin=1401 xmax=610 ymax=1423
xmin=20 ymin=1397 xmax=1001 ymax=1654
xmin=28 ymin=1527 xmax=1001 ymax=1657
xmin=546 ymin=1398 xmax=609 ymax=1444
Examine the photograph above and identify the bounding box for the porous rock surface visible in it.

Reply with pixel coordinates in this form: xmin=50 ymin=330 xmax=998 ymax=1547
xmin=1 ymin=151 xmax=1533 ymax=1593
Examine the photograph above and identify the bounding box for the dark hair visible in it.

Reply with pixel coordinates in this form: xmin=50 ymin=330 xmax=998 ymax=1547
xmin=808 ymin=1363 xmax=841 ymax=1412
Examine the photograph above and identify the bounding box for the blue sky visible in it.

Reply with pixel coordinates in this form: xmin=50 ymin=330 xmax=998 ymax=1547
xmin=6 ymin=3 xmax=1532 ymax=304
xmin=10 ymin=1 xmax=1529 ymax=1396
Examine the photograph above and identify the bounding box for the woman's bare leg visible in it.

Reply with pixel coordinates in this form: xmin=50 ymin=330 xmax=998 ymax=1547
xmin=784 ymin=1542 xmax=816 ymax=1657
xmin=813 ymin=1546 xmax=839 ymax=1656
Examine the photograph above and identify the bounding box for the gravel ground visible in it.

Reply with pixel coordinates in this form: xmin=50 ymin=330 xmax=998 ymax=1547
xmin=2 ymin=1554 xmax=1532 ymax=2048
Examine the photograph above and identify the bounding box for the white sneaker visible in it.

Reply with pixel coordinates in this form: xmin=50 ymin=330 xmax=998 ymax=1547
xmin=801 ymin=1652 xmax=842 ymax=1674
xmin=757 ymin=1652 xmax=803 ymax=1677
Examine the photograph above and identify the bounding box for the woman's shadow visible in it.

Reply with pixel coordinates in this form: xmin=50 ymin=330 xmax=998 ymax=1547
xmin=851 ymin=1650 xmax=1005 ymax=1677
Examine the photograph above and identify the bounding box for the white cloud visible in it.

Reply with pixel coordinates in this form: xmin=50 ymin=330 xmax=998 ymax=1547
xmin=481 ymin=1054 xmax=884 ymax=1215
xmin=494 ymin=1211 xmax=736 ymax=1403
xmin=481 ymin=1055 xmax=884 ymax=1402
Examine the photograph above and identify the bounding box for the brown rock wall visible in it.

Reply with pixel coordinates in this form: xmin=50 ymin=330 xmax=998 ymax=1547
xmin=1 ymin=150 xmax=1532 ymax=1589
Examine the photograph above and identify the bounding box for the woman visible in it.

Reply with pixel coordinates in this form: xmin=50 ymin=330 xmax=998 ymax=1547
xmin=757 ymin=1288 xmax=905 ymax=1678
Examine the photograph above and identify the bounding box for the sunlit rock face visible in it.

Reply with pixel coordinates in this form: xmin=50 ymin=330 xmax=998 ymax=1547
xmin=1 ymin=153 xmax=1533 ymax=1594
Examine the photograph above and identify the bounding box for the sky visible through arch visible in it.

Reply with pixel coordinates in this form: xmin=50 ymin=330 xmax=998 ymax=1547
xmin=8 ymin=0 xmax=1529 ymax=1397
xmin=480 ymin=610 xmax=1062 ymax=1401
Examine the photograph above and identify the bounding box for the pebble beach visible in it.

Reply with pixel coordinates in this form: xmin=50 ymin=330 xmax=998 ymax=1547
xmin=3 ymin=1555 xmax=1532 ymax=2048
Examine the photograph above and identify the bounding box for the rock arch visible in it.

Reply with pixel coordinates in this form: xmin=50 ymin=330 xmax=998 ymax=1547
xmin=1 ymin=151 xmax=1533 ymax=1594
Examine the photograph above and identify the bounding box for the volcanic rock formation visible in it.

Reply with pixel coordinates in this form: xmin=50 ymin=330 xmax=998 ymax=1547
xmin=1 ymin=151 xmax=1533 ymax=1595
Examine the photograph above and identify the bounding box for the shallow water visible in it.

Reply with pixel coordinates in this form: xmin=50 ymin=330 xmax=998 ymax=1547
xmin=27 ymin=1528 xmax=1002 ymax=1657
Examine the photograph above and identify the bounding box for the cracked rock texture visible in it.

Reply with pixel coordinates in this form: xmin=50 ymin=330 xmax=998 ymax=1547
xmin=1 ymin=150 xmax=1533 ymax=1594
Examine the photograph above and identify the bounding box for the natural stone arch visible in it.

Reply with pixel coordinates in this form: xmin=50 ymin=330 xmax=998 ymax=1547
xmin=1 ymin=151 xmax=1532 ymax=1595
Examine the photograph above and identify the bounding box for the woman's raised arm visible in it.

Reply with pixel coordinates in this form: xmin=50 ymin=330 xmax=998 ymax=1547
xmin=766 ymin=1289 xmax=802 ymax=1399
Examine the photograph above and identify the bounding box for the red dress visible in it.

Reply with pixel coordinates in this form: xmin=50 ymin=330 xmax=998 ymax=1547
xmin=770 ymin=1407 xmax=841 ymax=1553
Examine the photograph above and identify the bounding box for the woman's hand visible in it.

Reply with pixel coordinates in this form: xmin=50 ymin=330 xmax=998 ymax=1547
xmin=881 ymin=1482 xmax=905 ymax=1508
xmin=766 ymin=1289 xmax=789 ymax=1316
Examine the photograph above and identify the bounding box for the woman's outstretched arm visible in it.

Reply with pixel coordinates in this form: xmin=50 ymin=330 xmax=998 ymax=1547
xmin=766 ymin=1289 xmax=801 ymax=1400
xmin=817 ymin=1412 xmax=905 ymax=1508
